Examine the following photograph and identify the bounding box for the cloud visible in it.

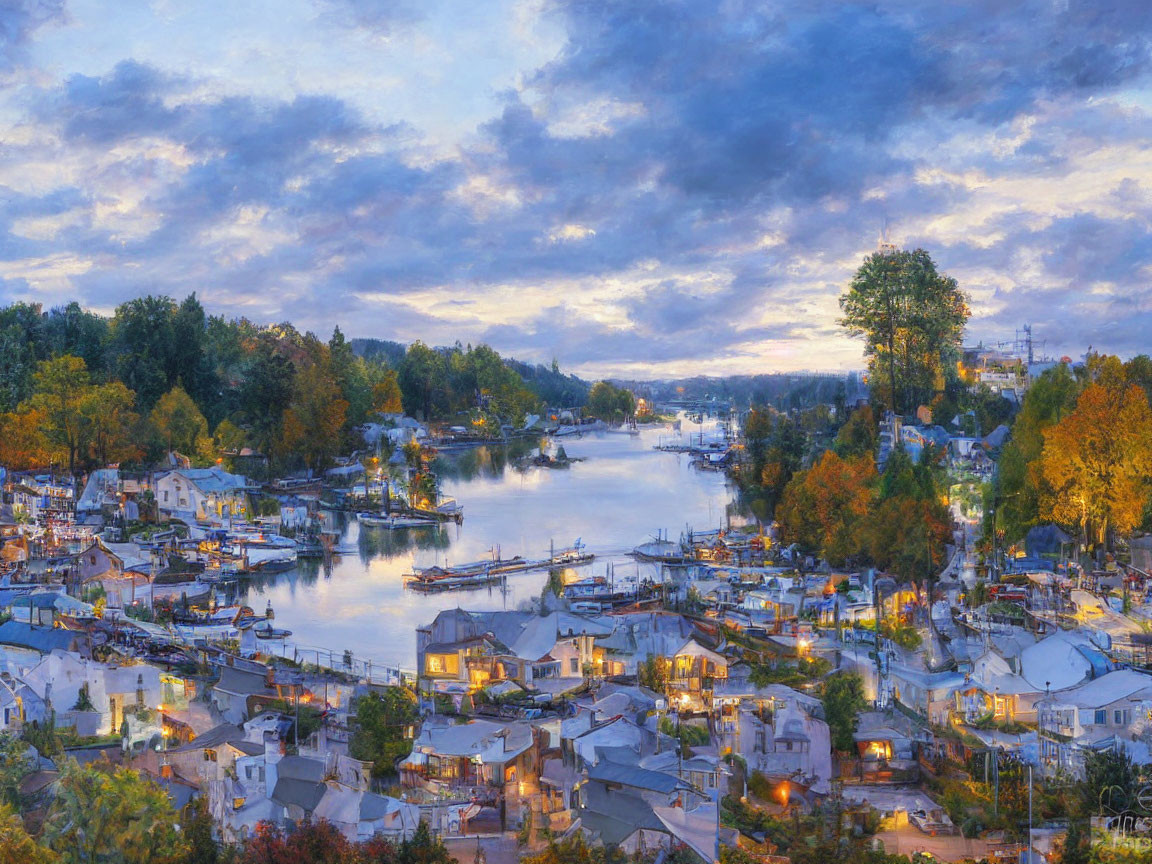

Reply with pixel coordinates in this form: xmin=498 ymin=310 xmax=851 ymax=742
xmin=0 ymin=0 xmax=65 ymax=75
xmin=314 ymin=0 xmax=422 ymax=34
xmin=1 ymin=0 xmax=1152 ymax=374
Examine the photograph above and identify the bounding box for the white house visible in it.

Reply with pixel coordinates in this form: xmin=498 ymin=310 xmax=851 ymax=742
xmin=155 ymin=468 xmax=249 ymax=522
xmin=20 ymin=651 xmax=162 ymax=736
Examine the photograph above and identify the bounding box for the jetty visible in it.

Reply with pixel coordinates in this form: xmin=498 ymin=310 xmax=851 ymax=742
xmin=404 ymin=541 xmax=593 ymax=592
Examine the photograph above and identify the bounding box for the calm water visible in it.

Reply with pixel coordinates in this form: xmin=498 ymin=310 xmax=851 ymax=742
xmin=234 ymin=419 xmax=732 ymax=671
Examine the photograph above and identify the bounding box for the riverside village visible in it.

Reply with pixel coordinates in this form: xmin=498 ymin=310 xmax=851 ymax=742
xmin=2 ymin=275 xmax=1152 ymax=864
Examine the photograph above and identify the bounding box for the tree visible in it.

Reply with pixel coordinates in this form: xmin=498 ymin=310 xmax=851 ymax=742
xmin=82 ymin=381 xmax=140 ymax=467
xmin=180 ymin=798 xmax=218 ymax=864
xmin=398 ymin=820 xmax=454 ymax=864
xmin=44 ymin=760 xmax=187 ymax=864
xmin=151 ymin=385 xmax=211 ymax=458
xmin=0 ymin=407 xmax=52 ymax=470
xmin=111 ymin=295 xmax=178 ymax=408
xmin=778 ymin=451 xmax=876 ymax=565
xmin=349 ymin=688 xmax=418 ymax=778
xmin=28 ymin=355 xmax=93 ymax=476
xmin=1036 ymin=379 xmax=1152 ymax=549
xmin=585 ymin=381 xmax=634 ymax=422
xmin=372 ymin=369 xmax=404 ymax=414
xmin=0 ymin=733 xmax=30 ymax=810
xmin=822 ymin=672 xmax=866 ymax=752
xmin=832 ymin=404 xmax=877 ymax=459
xmin=637 ymin=654 xmax=667 ymax=693
xmin=839 ymin=247 xmax=969 ymax=414
xmin=281 ymin=362 xmax=348 ymax=473
xmin=241 ymin=343 xmax=296 ymax=463
xmin=398 ymin=342 xmax=447 ymax=421
xmin=995 ymin=364 xmax=1080 ymax=543
xmin=0 ymin=802 xmax=56 ymax=864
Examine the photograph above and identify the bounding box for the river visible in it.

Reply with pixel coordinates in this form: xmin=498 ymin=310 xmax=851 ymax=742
xmin=231 ymin=418 xmax=733 ymax=672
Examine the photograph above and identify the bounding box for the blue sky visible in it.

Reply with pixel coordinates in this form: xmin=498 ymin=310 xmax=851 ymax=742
xmin=0 ymin=0 xmax=1150 ymax=377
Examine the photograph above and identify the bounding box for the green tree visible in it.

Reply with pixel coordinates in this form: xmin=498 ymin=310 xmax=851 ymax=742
xmin=585 ymin=381 xmax=634 ymax=422
xmin=832 ymin=404 xmax=877 ymax=459
xmin=82 ymin=381 xmax=140 ymax=467
xmin=398 ymin=342 xmax=447 ymax=421
xmin=398 ymin=820 xmax=454 ymax=864
xmin=242 ymin=343 xmax=296 ymax=465
xmin=111 ymin=295 xmax=178 ymax=408
xmin=151 ymin=385 xmax=211 ymax=458
xmin=839 ymin=247 xmax=969 ymax=414
xmin=0 ymin=733 xmax=30 ymax=809
xmin=349 ymin=688 xmax=418 ymax=778
xmin=44 ymin=760 xmax=187 ymax=864
xmin=637 ymin=654 xmax=667 ymax=693
xmin=181 ymin=798 xmax=219 ymax=864
xmin=822 ymin=672 xmax=866 ymax=752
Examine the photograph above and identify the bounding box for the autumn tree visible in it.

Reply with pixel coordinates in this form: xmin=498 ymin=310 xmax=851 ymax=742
xmin=839 ymin=247 xmax=969 ymax=414
xmin=281 ymin=361 xmax=348 ymax=473
xmin=27 ymin=355 xmax=93 ymax=476
xmin=1036 ymin=377 xmax=1152 ymax=550
xmin=372 ymin=369 xmax=404 ymax=414
xmin=43 ymin=760 xmax=187 ymax=864
xmin=778 ymin=451 xmax=876 ymax=565
xmin=0 ymin=407 xmax=52 ymax=470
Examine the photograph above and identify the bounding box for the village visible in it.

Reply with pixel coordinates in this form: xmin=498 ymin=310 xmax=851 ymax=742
xmin=1 ymin=320 xmax=1151 ymax=864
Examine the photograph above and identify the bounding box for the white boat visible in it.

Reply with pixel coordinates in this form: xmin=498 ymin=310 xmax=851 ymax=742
xmin=357 ymin=512 xmax=438 ymax=529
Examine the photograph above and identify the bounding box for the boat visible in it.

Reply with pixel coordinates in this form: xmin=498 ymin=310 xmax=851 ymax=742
xmin=632 ymin=539 xmax=688 ymax=564
xmin=357 ymin=512 xmax=438 ymax=529
xmin=255 ymin=625 xmax=293 ymax=640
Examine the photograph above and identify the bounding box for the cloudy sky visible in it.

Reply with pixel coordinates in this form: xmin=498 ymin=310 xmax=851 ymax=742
xmin=0 ymin=0 xmax=1149 ymax=377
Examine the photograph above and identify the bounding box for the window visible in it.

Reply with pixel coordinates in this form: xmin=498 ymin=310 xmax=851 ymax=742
xmin=1115 ymin=710 xmax=1123 ymax=725
xmin=90 ymin=554 xmax=97 ymax=565
xmin=163 ymin=490 xmax=169 ymax=502
xmin=569 ymin=658 xmax=579 ymax=674
xmin=1095 ymin=709 xmax=1107 ymax=725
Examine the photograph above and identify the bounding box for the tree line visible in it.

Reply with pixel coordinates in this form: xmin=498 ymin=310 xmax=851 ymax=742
xmin=0 ymin=297 xmax=589 ymax=477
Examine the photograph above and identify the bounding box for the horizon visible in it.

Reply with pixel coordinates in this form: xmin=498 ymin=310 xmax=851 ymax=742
xmin=1 ymin=2 xmax=1149 ymax=377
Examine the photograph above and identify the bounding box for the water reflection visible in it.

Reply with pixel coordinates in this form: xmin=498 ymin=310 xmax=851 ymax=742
xmin=238 ymin=419 xmax=732 ymax=670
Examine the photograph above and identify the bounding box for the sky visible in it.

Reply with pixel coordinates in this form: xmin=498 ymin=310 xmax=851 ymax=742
xmin=0 ymin=0 xmax=1150 ymax=378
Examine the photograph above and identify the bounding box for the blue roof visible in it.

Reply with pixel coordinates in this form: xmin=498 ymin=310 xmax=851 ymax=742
xmin=0 ymin=621 xmax=86 ymax=654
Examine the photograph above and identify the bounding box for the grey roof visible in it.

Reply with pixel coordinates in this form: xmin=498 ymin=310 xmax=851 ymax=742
xmin=578 ymin=783 xmax=665 ymax=845
xmin=271 ymin=756 xmax=329 ymax=813
xmin=587 ymin=760 xmax=686 ymax=794
xmin=0 ymin=621 xmax=86 ymax=654
xmin=215 ymin=666 xmax=272 ymax=696
xmin=168 ymin=723 xmax=248 ymax=754
xmin=272 ymin=777 xmax=326 ymax=813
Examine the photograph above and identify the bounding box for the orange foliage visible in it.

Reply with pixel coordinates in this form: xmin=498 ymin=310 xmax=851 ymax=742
xmin=778 ymin=451 xmax=876 ymax=565
xmin=0 ymin=408 xmax=52 ymax=470
xmin=1036 ymin=381 xmax=1152 ymax=546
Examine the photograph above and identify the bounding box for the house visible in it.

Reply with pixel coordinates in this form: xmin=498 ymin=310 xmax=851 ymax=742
xmin=713 ymin=680 xmax=832 ymax=793
xmin=1038 ymin=669 xmax=1152 ymax=778
xmin=209 ymin=662 xmax=278 ymax=724
xmin=415 ymin=608 xmax=613 ymax=696
xmin=399 ymin=717 xmax=534 ymax=828
xmin=667 ymin=637 xmax=728 ymax=711
xmin=20 ymin=651 xmax=162 ymax=736
xmin=155 ymin=468 xmax=249 ymax=522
